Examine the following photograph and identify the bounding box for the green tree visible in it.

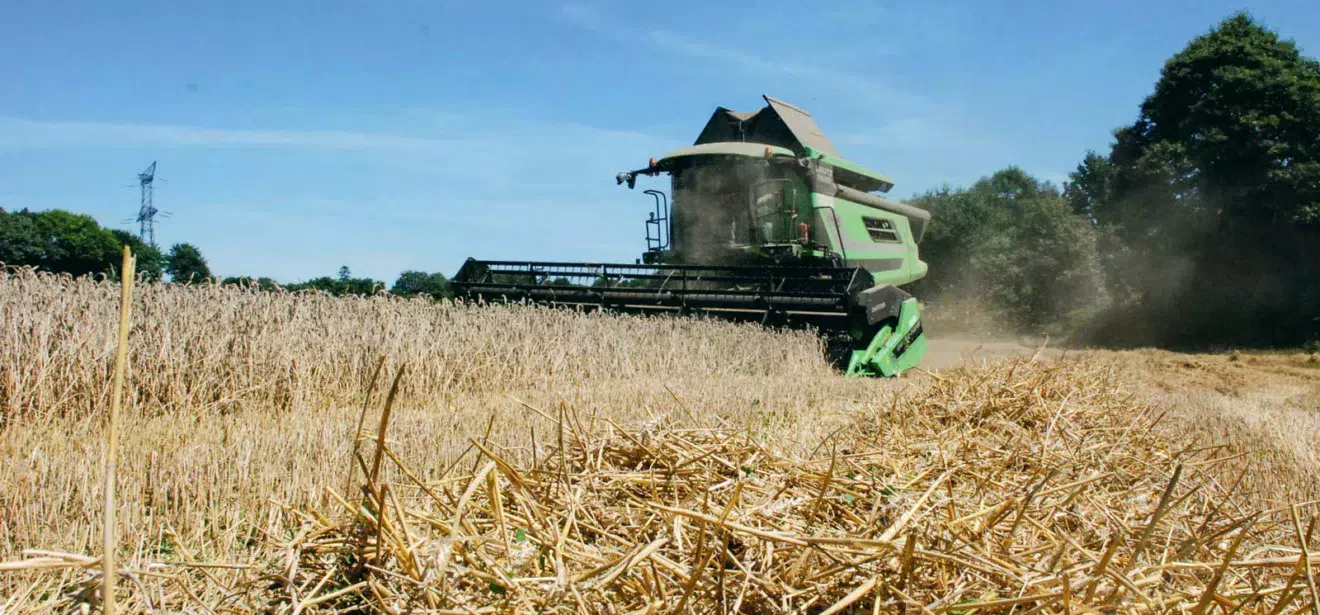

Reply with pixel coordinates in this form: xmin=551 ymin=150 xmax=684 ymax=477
xmin=221 ymin=275 xmax=278 ymax=291
xmin=391 ymin=270 xmax=451 ymax=298
xmin=1114 ymin=13 xmax=1320 ymax=227
xmin=288 ymin=270 xmax=383 ymax=296
xmin=288 ymin=276 xmax=339 ymax=294
xmin=341 ymin=276 xmax=382 ymax=296
xmin=0 ymin=208 xmax=45 ymax=267
xmin=166 ymin=243 xmax=212 ymax=283
xmin=0 ymin=207 xmax=197 ymax=283
xmin=1063 ymin=153 xmax=1114 ymax=222
xmin=1071 ymin=12 xmax=1320 ymax=345
xmin=912 ymin=168 xmax=1108 ymax=333
xmin=109 ymin=230 xmax=164 ymax=280
xmin=0 ymin=208 xmax=123 ymax=277
xmin=390 ymin=270 xmax=429 ymax=296
xmin=34 ymin=210 xmax=122 ymax=277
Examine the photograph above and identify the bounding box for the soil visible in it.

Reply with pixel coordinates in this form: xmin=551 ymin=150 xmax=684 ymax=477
xmin=922 ymin=335 xmax=1064 ymax=370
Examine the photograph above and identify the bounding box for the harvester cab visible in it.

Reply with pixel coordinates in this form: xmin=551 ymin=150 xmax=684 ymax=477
xmin=454 ymin=95 xmax=931 ymax=377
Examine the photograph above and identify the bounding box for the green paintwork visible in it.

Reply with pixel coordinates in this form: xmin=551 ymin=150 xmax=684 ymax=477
xmin=644 ymin=140 xmax=931 ymax=378
xmin=804 ymin=147 xmax=895 ymax=193
xmin=846 ymin=297 xmax=926 ymax=377
xmin=465 ymin=97 xmax=930 ymax=377
xmin=809 ymin=191 xmax=927 ymax=286
xmin=621 ymin=98 xmax=935 ymax=377
xmin=652 ymin=146 xmax=928 ymax=288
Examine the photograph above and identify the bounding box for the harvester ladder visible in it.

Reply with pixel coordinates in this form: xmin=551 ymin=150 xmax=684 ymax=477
xmin=643 ymin=190 xmax=669 ymax=252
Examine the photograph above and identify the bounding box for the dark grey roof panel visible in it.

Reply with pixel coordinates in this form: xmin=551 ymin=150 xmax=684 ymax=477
xmin=692 ymin=95 xmax=839 ymax=157
xmin=762 ymin=95 xmax=840 ymax=157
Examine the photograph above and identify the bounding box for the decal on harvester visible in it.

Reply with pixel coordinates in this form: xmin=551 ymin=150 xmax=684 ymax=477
xmin=893 ymin=321 xmax=924 ymax=358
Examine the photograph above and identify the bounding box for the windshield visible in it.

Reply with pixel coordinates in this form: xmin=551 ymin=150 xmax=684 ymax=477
xmin=668 ymin=156 xmax=803 ymax=261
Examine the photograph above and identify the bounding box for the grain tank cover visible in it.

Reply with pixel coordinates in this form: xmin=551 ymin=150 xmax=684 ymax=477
xmin=694 ymin=95 xmax=842 ymax=158
xmin=685 ymin=94 xmax=894 ymax=193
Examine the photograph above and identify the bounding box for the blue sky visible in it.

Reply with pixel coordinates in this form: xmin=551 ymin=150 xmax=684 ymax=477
xmin=3 ymin=1 xmax=1318 ymax=282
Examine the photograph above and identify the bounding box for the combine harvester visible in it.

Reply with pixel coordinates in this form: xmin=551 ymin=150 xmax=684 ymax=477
xmin=453 ymin=96 xmax=931 ymax=376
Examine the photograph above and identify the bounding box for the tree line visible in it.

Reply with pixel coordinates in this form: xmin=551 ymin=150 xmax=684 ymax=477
xmin=0 ymin=208 xmax=452 ymax=299
xmin=0 ymin=208 xmax=207 ymax=282
xmin=913 ymin=12 xmax=1319 ymax=347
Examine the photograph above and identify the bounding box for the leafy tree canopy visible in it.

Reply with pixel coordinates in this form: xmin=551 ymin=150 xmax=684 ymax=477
xmin=913 ymin=168 xmax=1108 ymax=332
xmin=165 ymin=243 xmax=212 ymax=283
xmin=109 ymin=230 xmax=164 ymax=280
xmin=0 ymin=208 xmax=154 ymax=279
xmin=287 ymin=269 xmax=385 ymax=297
xmin=1067 ymin=12 xmax=1320 ymax=345
xmin=1073 ymin=12 xmax=1320 ymax=235
xmin=390 ymin=270 xmax=451 ymax=299
xmin=221 ymin=276 xmax=279 ymax=291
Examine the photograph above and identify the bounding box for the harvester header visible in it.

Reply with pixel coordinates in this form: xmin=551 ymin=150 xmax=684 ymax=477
xmin=455 ymin=95 xmax=931 ymax=377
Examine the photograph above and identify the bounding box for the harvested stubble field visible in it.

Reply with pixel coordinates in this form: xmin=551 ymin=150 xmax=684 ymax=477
xmin=2 ymin=269 xmax=1319 ymax=614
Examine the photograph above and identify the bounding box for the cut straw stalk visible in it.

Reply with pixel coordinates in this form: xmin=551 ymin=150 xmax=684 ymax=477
xmin=1291 ymin=507 xmax=1320 ymax=615
xmin=102 ymin=247 xmax=135 ymax=615
xmin=345 ymin=355 xmax=387 ymax=499
xmin=5 ymin=310 xmax=1317 ymax=613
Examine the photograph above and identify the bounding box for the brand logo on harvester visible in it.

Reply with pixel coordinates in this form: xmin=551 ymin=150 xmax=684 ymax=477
xmin=893 ymin=321 xmax=923 ymax=358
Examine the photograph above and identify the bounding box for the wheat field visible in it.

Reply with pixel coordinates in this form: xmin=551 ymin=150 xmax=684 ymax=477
xmin=0 ymin=270 xmax=870 ymax=572
xmin=2 ymin=269 xmax=1319 ymax=614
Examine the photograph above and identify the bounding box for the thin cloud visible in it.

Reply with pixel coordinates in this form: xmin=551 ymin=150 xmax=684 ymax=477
xmin=0 ymin=114 xmax=680 ymax=219
xmin=837 ymin=114 xmax=1003 ymax=154
xmin=645 ymin=30 xmax=902 ymax=84
xmin=0 ymin=116 xmax=669 ymax=155
xmin=647 ymin=30 xmax=796 ymax=75
xmin=0 ymin=117 xmax=443 ymax=152
xmin=645 ymin=28 xmax=890 ymax=96
xmin=562 ymin=4 xmax=915 ymax=105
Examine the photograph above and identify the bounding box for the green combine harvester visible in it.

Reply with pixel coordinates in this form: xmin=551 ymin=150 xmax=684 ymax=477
xmin=453 ymin=95 xmax=931 ymax=376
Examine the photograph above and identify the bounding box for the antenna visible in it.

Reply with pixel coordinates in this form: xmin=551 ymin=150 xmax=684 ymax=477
xmin=136 ymin=162 xmax=162 ymax=245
